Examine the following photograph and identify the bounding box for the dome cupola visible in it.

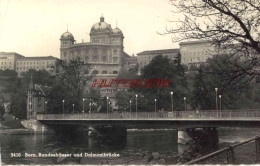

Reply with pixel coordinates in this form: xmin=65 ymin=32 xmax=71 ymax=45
xmin=90 ymin=16 xmax=112 ymax=33
xmin=112 ymin=27 xmax=123 ymax=34
xmin=60 ymin=31 xmax=74 ymax=39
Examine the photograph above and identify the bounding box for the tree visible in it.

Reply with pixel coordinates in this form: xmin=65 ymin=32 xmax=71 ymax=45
xmin=191 ymin=54 xmax=253 ymax=110
xmin=0 ymin=96 xmax=5 ymax=118
xmin=115 ymin=90 xmax=133 ymax=112
xmin=47 ymin=59 xmax=91 ymax=113
xmin=167 ymin=0 xmax=260 ymax=80
xmin=6 ymin=69 xmax=54 ymax=119
xmin=9 ymin=79 xmax=27 ymax=119
xmin=117 ymin=65 xmax=138 ymax=79
xmin=130 ymin=55 xmax=189 ymax=111
xmin=84 ymin=88 xmax=103 ymax=113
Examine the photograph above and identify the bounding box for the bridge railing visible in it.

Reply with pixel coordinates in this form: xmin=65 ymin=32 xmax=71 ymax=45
xmin=186 ymin=136 xmax=260 ymax=164
xmin=37 ymin=110 xmax=260 ymax=120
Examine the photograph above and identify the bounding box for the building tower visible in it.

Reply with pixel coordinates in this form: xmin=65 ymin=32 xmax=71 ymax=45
xmin=26 ymin=76 xmax=47 ymax=119
xmin=60 ymin=29 xmax=75 ymax=62
xmin=27 ymin=75 xmax=35 ymax=119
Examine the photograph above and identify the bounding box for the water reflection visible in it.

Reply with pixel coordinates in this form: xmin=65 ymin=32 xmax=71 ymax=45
xmin=1 ymin=128 xmax=260 ymax=164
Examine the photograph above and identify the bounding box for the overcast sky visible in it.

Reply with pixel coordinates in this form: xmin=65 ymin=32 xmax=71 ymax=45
xmin=0 ymin=0 xmax=181 ymax=58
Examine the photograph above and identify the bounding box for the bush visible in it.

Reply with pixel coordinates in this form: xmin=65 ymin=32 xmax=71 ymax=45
xmin=1 ymin=119 xmax=24 ymax=129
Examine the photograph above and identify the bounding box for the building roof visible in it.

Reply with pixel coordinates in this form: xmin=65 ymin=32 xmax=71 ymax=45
xmin=17 ymin=56 xmax=57 ymax=61
xmin=0 ymin=52 xmax=25 ymax=58
xmin=60 ymin=31 xmax=74 ymax=39
xmin=179 ymin=40 xmax=211 ymax=45
xmin=137 ymin=49 xmax=180 ymax=56
xmin=112 ymin=28 xmax=123 ymax=34
xmin=90 ymin=16 xmax=112 ymax=34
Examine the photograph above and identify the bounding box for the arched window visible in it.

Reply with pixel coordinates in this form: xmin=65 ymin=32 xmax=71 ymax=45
xmin=102 ymin=70 xmax=107 ymax=74
xmin=93 ymin=70 xmax=98 ymax=74
xmin=113 ymin=70 xmax=118 ymax=74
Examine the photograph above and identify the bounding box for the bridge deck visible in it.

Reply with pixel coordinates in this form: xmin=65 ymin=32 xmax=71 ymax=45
xmin=37 ymin=110 xmax=260 ymax=120
xmin=37 ymin=110 xmax=260 ymax=128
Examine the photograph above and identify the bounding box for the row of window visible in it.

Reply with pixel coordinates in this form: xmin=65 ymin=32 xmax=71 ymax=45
xmin=28 ymin=97 xmax=42 ymax=102
xmin=182 ymin=56 xmax=207 ymax=63
xmin=182 ymin=51 xmax=208 ymax=56
xmin=100 ymin=89 xmax=114 ymax=94
xmin=28 ymin=112 xmax=34 ymax=115
xmin=88 ymin=70 xmax=118 ymax=74
xmin=1 ymin=61 xmax=12 ymax=65
xmin=16 ymin=61 xmax=55 ymax=66
xmin=90 ymin=37 xmax=120 ymax=43
xmin=17 ymin=66 xmax=45 ymax=70
xmin=63 ymin=48 xmax=119 ymax=57
xmin=63 ymin=55 xmax=119 ymax=63
xmin=0 ymin=66 xmax=12 ymax=69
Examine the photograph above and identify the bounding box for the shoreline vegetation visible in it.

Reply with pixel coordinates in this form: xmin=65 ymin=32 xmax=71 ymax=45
xmin=0 ymin=119 xmax=33 ymax=135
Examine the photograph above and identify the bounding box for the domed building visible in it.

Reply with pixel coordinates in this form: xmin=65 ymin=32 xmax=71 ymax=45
xmin=60 ymin=16 xmax=136 ymax=108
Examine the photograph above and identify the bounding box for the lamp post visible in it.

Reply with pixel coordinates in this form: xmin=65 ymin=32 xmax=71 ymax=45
xmin=29 ymin=103 xmax=32 ymax=118
xmin=83 ymin=98 xmax=85 ymax=114
xmin=135 ymin=94 xmax=138 ymax=118
xmin=184 ymin=97 xmax=186 ymax=111
xmin=170 ymin=91 xmax=173 ymax=113
xmin=62 ymin=100 xmax=65 ymax=118
xmin=219 ymin=95 xmax=222 ymax=117
xmin=45 ymin=101 xmax=47 ymax=113
xmin=108 ymin=101 xmax=111 ymax=113
xmin=154 ymin=99 xmax=157 ymax=117
xmin=215 ymin=88 xmax=218 ymax=117
xmin=72 ymin=104 xmax=74 ymax=114
xmin=130 ymin=100 xmax=132 ymax=118
xmin=106 ymin=97 xmax=109 ymax=119
xmin=89 ymin=99 xmax=92 ymax=114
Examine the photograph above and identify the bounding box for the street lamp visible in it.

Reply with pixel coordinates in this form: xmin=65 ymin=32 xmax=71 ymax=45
xmin=29 ymin=103 xmax=32 ymax=118
xmin=72 ymin=104 xmax=74 ymax=114
xmin=135 ymin=94 xmax=138 ymax=118
xmin=154 ymin=99 xmax=157 ymax=117
xmin=215 ymin=88 xmax=218 ymax=117
xmin=219 ymin=95 xmax=222 ymax=117
xmin=83 ymin=98 xmax=85 ymax=114
xmin=130 ymin=100 xmax=132 ymax=118
xmin=45 ymin=101 xmax=47 ymax=112
xmin=106 ymin=97 xmax=109 ymax=118
xmin=108 ymin=101 xmax=111 ymax=113
xmin=62 ymin=100 xmax=65 ymax=118
xmin=170 ymin=91 xmax=173 ymax=113
xmin=184 ymin=97 xmax=187 ymax=111
xmin=89 ymin=99 xmax=92 ymax=114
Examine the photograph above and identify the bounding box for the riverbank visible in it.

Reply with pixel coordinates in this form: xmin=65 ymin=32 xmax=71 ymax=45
xmin=0 ymin=128 xmax=35 ymax=135
xmin=0 ymin=119 xmax=52 ymax=135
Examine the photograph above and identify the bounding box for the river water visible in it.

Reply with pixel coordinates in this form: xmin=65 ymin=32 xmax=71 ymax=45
xmin=1 ymin=127 xmax=260 ymax=165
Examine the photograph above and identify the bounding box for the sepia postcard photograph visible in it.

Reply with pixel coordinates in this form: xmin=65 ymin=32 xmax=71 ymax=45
xmin=1 ymin=0 xmax=260 ymax=165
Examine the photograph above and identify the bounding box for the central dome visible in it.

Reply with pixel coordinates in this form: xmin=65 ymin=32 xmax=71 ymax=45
xmin=90 ymin=16 xmax=112 ymax=33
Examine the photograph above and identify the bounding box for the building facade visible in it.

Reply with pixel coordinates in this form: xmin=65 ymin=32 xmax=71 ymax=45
xmin=16 ymin=56 xmax=57 ymax=77
xmin=179 ymin=40 xmax=214 ymax=68
xmin=0 ymin=52 xmax=57 ymax=77
xmin=60 ymin=16 xmax=136 ymax=107
xmin=137 ymin=49 xmax=180 ymax=73
xmin=0 ymin=52 xmax=24 ymax=70
xmin=27 ymin=77 xmax=47 ymax=119
xmin=60 ymin=16 xmax=131 ymax=76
